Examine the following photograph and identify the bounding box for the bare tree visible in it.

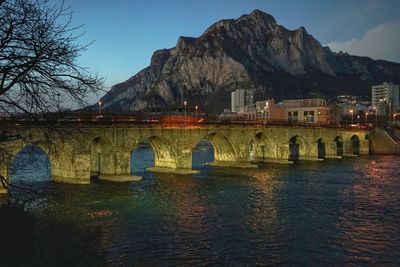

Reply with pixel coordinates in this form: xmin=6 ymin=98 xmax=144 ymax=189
xmin=0 ymin=0 xmax=103 ymax=197
xmin=0 ymin=0 xmax=103 ymax=116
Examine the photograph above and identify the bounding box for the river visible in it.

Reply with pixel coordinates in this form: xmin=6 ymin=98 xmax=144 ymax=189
xmin=8 ymin=144 xmax=400 ymax=265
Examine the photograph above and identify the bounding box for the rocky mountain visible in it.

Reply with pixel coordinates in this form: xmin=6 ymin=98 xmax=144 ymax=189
xmin=97 ymin=10 xmax=400 ymax=113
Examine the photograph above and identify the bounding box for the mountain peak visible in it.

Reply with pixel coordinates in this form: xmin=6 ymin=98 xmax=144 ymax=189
xmin=203 ymin=9 xmax=276 ymax=35
xmin=248 ymin=9 xmax=276 ymax=24
xmin=97 ymin=10 xmax=400 ymax=113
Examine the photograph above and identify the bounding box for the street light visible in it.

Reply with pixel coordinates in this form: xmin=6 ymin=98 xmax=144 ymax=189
xmin=183 ymin=100 xmax=187 ymax=126
xmin=195 ymin=105 xmax=198 ymax=118
xmin=357 ymin=115 xmax=360 ymax=124
xmin=350 ymin=109 xmax=354 ymax=124
xmin=265 ymin=102 xmax=269 ymax=124
xmin=365 ymin=112 xmax=368 ymax=124
xmin=98 ymin=101 xmax=102 ymax=115
xmin=394 ymin=113 xmax=397 ymax=127
xmin=373 ymin=106 xmax=377 ymax=125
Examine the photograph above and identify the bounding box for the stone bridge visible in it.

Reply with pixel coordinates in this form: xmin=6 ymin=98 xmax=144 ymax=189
xmin=0 ymin=125 xmax=370 ymax=193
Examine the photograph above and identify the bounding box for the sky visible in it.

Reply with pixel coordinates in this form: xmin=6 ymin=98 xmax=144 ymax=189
xmin=58 ymin=0 xmax=400 ymax=103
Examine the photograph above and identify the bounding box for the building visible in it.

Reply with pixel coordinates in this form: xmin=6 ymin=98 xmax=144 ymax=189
xmin=282 ymin=98 xmax=331 ymax=124
xmin=234 ymin=99 xmax=284 ymax=122
xmin=231 ymin=89 xmax=245 ymax=113
xmin=246 ymin=89 xmax=254 ymax=108
xmin=255 ymin=99 xmax=283 ymax=122
xmin=371 ymin=82 xmax=400 ymax=115
xmin=231 ymin=89 xmax=254 ymax=113
xmin=228 ymin=92 xmax=334 ymax=124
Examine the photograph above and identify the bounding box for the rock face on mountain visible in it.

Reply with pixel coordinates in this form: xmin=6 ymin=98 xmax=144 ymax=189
xmin=98 ymin=10 xmax=400 ymax=112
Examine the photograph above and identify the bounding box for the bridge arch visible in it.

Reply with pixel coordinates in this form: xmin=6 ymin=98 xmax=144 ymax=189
xmin=205 ymin=132 xmax=236 ymax=162
xmin=10 ymin=144 xmax=51 ymax=184
xmin=317 ymin=138 xmax=326 ymax=159
xmin=350 ymin=135 xmax=360 ymax=155
xmin=146 ymin=136 xmax=177 ymax=169
xmin=288 ymin=135 xmax=306 ymax=161
xmin=334 ymin=136 xmax=344 ymax=156
xmin=191 ymin=139 xmax=214 ymax=170
xmin=249 ymin=132 xmax=269 ymax=161
xmin=130 ymin=140 xmax=155 ymax=175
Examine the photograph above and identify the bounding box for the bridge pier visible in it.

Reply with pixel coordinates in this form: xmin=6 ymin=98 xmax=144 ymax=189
xmin=146 ymin=167 xmax=199 ymax=175
xmin=324 ymin=141 xmax=343 ymax=159
xmin=255 ymin=143 xmax=292 ymax=164
xmin=51 ymin=152 xmax=91 ymax=184
xmin=359 ymin=140 xmax=370 ymax=155
xmin=0 ymin=162 xmax=10 ymax=193
xmin=208 ymin=161 xmax=258 ymax=168
xmin=98 ymin=150 xmax=142 ymax=181
xmin=298 ymin=142 xmax=323 ymax=161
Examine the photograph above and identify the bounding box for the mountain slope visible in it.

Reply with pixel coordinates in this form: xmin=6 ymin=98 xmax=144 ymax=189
xmin=98 ymin=10 xmax=400 ymax=112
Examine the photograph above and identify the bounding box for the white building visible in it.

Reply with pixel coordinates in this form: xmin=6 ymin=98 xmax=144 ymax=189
xmin=231 ymin=89 xmax=245 ymax=113
xmin=371 ymin=82 xmax=400 ymax=114
xmin=231 ymin=89 xmax=255 ymax=113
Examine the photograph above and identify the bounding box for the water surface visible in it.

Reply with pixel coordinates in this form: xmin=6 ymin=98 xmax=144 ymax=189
xmin=9 ymin=144 xmax=400 ymax=265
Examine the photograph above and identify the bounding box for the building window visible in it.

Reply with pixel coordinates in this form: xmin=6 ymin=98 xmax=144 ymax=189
xmin=304 ymin=111 xmax=314 ymax=122
xmin=288 ymin=111 xmax=298 ymax=122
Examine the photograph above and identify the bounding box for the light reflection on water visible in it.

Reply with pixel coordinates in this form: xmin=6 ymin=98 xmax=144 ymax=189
xmin=9 ymin=144 xmax=400 ymax=265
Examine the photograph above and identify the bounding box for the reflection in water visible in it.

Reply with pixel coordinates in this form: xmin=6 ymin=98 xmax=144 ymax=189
xmin=9 ymin=145 xmax=400 ymax=265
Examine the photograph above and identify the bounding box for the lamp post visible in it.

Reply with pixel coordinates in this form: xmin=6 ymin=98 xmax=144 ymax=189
xmin=394 ymin=113 xmax=397 ymax=127
xmin=265 ymin=101 xmax=269 ymax=124
xmin=98 ymin=101 xmax=102 ymax=115
xmin=350 ymin=109 xmax=353 ymax=124
xmin=184 ymin=100 xmax=187 ymax=126
xmin=357 ymin=115 xmax=360 ymax=124
xmin=373 ymin=106 xmax=377 ymax=126
xmin=195 ymin=105 xmax=198 ymax=118
xmin=365 ymin=112 xmax=368 ymax=125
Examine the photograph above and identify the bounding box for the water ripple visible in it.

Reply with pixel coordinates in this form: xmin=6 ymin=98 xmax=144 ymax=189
xmin=9 ymin=147 xmax=400 ymax=265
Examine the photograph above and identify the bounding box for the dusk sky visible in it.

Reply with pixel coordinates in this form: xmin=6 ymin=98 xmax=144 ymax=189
xmin=61 ymin=0 xmax=400 ymax=100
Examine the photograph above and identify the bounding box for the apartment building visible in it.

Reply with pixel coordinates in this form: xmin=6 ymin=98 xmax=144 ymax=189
xmin=371 ymin=82 xmax=399 ymax=114
xmin=282 ymin=98 xmax=331 ymax=124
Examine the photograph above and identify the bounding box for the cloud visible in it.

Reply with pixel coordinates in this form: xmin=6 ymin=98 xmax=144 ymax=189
xmin=326 ymin=20 xmax=400 ymax=63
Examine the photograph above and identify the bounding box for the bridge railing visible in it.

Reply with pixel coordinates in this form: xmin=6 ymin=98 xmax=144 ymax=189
xmin=0 ymin=113 xmax=375 ymax=130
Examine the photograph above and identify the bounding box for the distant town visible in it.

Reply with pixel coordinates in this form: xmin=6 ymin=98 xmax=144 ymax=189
xmin=220 ymin=82 xmax=399 ymax=127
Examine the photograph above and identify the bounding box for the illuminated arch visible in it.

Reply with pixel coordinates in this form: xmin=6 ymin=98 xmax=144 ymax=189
xmin=205 ymin=132 xmax=236 ymax=162
xmin=147 ymin=136 xmax=177 ymax=168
